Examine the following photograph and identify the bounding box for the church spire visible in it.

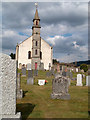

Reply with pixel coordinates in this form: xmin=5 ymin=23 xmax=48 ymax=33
xmin=33 ymin=3 xmax=40 ymax=21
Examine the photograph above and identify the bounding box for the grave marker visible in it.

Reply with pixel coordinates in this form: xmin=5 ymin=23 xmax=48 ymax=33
xmin=27 ymin=70 xmax=34 ymax=85
xmin=76 ymin=74 xmax=83 ymax=86
xmin=0 ymin=53 xmax=21 ymax=119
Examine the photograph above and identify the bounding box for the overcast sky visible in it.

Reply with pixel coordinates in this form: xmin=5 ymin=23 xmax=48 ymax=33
xmin=1 ymin=2 xmax=88 ymax=62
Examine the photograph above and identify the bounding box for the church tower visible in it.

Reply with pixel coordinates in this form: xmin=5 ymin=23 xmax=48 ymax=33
xmin=31 ymin=4 xmax=41 ymax=70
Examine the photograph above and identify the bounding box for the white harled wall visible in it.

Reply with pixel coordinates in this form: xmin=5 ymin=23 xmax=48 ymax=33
xmin=41 ymin=38 xmax=53 ymax=70
xmin=18 ymin=36 xmax=32 ymax=67
xmin=17 ymin=36 xmax=53 ymax=70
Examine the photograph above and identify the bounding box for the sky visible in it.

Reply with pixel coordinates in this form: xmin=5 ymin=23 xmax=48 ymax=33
xmin=1 ymin=2 xmax=89 ymax=63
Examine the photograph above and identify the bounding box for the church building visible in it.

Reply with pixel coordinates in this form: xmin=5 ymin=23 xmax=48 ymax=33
xmin=16 ymin=5 xmax=53 ymax=70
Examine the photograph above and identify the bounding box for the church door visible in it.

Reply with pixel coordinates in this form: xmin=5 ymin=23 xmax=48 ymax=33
xmin=35 ymin=62 xmax=37 ymax=69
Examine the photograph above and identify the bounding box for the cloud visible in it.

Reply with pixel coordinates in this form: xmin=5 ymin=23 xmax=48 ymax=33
xmin=2 ymin=2 xmax=88 ymax=62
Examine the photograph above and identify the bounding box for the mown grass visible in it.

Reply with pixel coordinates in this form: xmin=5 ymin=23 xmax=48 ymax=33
xmin=16 ymin=70 xmax=89 ymax=119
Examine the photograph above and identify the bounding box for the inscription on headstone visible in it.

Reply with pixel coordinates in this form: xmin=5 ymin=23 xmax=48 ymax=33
xmin=51 ymin=74 xmax=70 ymax=99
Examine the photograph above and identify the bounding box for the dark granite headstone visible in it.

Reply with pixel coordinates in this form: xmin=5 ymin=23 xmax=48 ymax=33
xmin=62 ymin=71 xmax=66 ymax=77
xmin=34 ymin=70 xmax=38 ymax=76
xmin=51 ymin=74 xmax=70 ymax=100
xmin=22 ymin=67 xmax=26 ymax=76
xmin=27 ymin=70 xmax=33 ymax=85
xmin=16 ymin=73 xmax=23 ymax=99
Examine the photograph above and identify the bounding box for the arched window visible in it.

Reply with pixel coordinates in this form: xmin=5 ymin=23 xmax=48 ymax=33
xmin=40 ymin=51 xmax=42 ymax=59
xmin=28 ymin=51 xmax=31 ymax=59
xmin=36 ymin=21 xmax=38 ymax=25
xmin=36 ymin=41 xmax=37 ymax=46
xmin=35 ymin=49 xmax=37 ymax=55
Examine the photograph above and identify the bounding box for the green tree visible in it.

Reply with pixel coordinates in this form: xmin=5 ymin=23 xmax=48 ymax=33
xmin=10 ymin=53 xmax=15 ymax=59
xmin=80 ymin=64 xmax=88 ymax=72
xmin=53 ymin=59 xmax=59 ymax=64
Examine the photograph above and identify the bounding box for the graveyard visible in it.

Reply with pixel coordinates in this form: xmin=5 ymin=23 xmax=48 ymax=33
xmin=16 ymin=69 xmax=88 ymax=119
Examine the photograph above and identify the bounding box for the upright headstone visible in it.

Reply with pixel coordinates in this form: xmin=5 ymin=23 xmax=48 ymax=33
xmin=0 ymin=53 xmax=21 ymax=119
xmin=86 ymin=76 xmax=90 ymax=86
xmin=16 ymin=73 xmax=23 ymax=99
xmin=22 ymin=67 xmax=26 ymax=76
xmin=76 ymin=68 xmax=79 ymax=72
xmin=69 ymin=72 xmax=73 ymax=79
xmin=49 ymin=63 xmax=51 ymax=71
xmin=27 ymin=63 xmax=31 ymax=70
xmin=76 ymin=74 xmax=83 ymax=86
xmin=27 ymin=70 xmax=34 ymax=85
xmin=34 ymin=69 xmax=38 ymax=76
xmin=39 ymin=63 xmax=44 ymax=70
xmin=51 ymin=74 xmax=70 ymax=99
xmin=62 ymin=71 xmax=66 ymax=77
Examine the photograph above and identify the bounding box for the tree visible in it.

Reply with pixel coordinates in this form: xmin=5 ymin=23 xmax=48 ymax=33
xmin=80 ymin=64 xmax=88 ymax=72
xmin=53 ymin=59 xmax=59 ymax=64
xmin=10 ymin=53 xmax=15 ymax=59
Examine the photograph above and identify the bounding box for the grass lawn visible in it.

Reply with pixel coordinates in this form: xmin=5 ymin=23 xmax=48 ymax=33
xmin=16 ymin=70 xmax=89 ymax=119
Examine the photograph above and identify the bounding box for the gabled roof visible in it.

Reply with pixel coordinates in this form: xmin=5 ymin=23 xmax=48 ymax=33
xmin=34 ymin=8 xmax=40 ymax=20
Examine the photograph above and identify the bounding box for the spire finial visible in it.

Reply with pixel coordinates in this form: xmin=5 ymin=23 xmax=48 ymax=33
xmin=35 ymin=2 xmax=38 ymax=9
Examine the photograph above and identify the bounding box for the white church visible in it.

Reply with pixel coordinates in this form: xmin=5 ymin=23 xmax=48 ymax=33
xmin=16 ymin=4 xmax=53 ymax=70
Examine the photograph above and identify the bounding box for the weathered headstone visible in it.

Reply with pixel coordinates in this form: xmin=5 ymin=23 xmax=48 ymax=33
xmin=27 ymin=70 xmax=34 ymax=85
xmin=76 ymin=74 xmax=83 ymax=86
xmin=62 ymin=71 xmax=66 ymax=77
xmin=51 ymin=74 xmax=70 ymax=99
xmin=86 ymin=76 xmax=90 ymax=86
xmin=39 ymin=63 xmax=44 ymax=70
xmin=0 ymin=53 xmax=21 ymax=119
xmin=51 ymin=68 xmax=55 ymax=76
xmin=46 ymin=71 xmax=51 ymax=77
xmin=16 ymin=73 xmax=23 ymax=99
xmin=22 ymin=67 xmax=26 ymax=76
xmin=27 ymin=63 xmax=31 ymax=70
xmin=38 ymin=80 xmax=45 ymax=85
xmin=69 ymin=72 xmax=73 ymax=79
xmin=34 ymin=69 xmax=38 ymax=76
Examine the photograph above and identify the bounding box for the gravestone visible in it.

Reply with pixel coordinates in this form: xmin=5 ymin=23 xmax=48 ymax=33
xmin=69 ymin=72 xmax=73 ymax=79
xmin=27 ymin=70 xmax=34 ymax=85
xmin=27 ymin=63 xmax=31 ymax=70
xmin=76 ymin=68 xmax=79 ymax=72
xmin=51 ymin=74 xmax=70 ymax=99
xmin=34 ymin=69 xmax=38 ymax=76
xmin=38 ymin=80 xmax=45 ymax=85
xmin=46 ymin=71 xmax=51 ymax=77
xmin=60 ymin=65 xmax=62 ymax=71
xmin=49 ymin=63 xmax=51 ymax=71
xmin=51 ymin=68 xmax=55 ymax=76
xmin=16 ymin=73 xmax=23 ymax=99
xmin=62 ymin=71 xmax=66 ymax=77
xmin=0 ymin=53 xmax=21 ymax=119
xmin=86 ymin=76 xmax=90 ymax=86
xmin=39 ymin=63 xmax=44 ymax=70
xmin=76 ymin=74 xmax=83 ymax=86
xmin=22 ymin=67 xmax=26 ymax=76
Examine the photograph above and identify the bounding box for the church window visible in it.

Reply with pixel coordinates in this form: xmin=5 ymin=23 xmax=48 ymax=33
xmin=36 ymin=21 xmax=38 ymax=25
xmin=35 ymin=49 xmax=37 ymax=55
xmin=40 ymin=51 xmax=42 ymax=59
xmin=28 ymin=51 xmax=31 ymax=59
xmin=36 ymin=41 xmax=38 ymax=46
